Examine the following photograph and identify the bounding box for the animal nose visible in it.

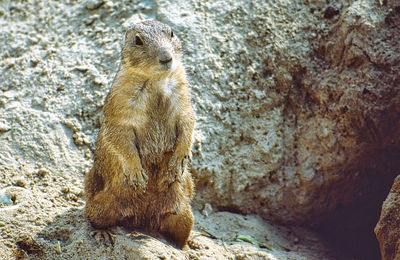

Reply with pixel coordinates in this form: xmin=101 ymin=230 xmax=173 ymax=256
xmin=159 ymin=49 xmax=173 ymax=65
xmin=160 ymin=57 xmax=172 ymax=65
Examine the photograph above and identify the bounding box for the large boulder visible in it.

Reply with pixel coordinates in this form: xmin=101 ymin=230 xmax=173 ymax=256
xmin=1 ymin=0 xmax=399 ymax=227
xmin=375 ymin=175 xmax=400 ymax=260
xmin=1 ymin=0 xmax=399 ymax=259
xmin=0 ymin=0 xmax=400 ymax=234
xmin=158 ymin=0 xmax=400 ymax=225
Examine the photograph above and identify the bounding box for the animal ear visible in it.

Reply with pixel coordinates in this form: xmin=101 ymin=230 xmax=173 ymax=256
xmin=125 ymin=29 xmax=133 ymax=40
xmin=125 ymin=29 xmax=138 ymax=47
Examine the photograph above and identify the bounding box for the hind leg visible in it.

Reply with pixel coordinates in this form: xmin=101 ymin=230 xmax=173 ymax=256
xmin=85 ymin=189 xmax=122 ymax=227
xmin=85 ymin=190 xmax=122 ymax=244
xmin=159 ymin=204 xmax=194 ymax=250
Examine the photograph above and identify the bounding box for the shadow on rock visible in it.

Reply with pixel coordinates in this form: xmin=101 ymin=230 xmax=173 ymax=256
xmin=32 ymin=207 xmax=187 ymax=259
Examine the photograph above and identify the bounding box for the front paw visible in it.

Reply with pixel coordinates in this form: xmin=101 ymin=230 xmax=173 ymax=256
xmin=168 ymin=155 xmax=190 ymax=182
xmin=123 ymin=167 xmax=148 ymax=190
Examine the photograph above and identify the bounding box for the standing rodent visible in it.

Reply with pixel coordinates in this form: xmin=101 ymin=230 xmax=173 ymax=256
xmin=84 ymin=20 xmax=195 ymax=250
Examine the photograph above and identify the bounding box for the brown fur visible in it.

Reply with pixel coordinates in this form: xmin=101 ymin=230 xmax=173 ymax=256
xmin=84 ymin=20 xmax=195 ymax=249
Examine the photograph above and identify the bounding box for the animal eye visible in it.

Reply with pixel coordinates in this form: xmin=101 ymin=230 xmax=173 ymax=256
xmin=170 ymin=30 xmax=174 ymax=38
xmin=135 ymin=35 xmax=143 ymax=46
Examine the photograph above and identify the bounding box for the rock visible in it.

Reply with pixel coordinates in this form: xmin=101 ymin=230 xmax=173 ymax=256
xmin=377 ymin=0 xmax=399 ymax=8
xmin=0 ymin=0 xmax=396 ymax=229
xmin=37 ymin=168 xmax=50 ymax=178
xmin=157 ymin=0 xmax=400 ymax=226
xmin=0 ymin=120 xmax=11 ymax=132
xmin=323 ymin=6 xmax=340 ymax=19
xmin=375 ymin=175 xmax=400 ymax=260
xmin=0 ymin=0 xmax=399 ymax=258
xmin=84 ymin=0 xmax=104 ymax=10
xmin=0 ymin=189 xmax=13 ymax=205
xmin=14 ymin=178 xmax=26 ymax=188
xmin=201 ymin=203 xmax=213 ymax=217
xmin=0 ymin=186 xmax=32 ymax=209
xmin=16 ymin=233 xmax=42 ymax=255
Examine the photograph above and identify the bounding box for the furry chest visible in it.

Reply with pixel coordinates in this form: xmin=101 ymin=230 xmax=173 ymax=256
xmin=132 ymin=79 xmax=181 ymax=163
xmin=135 ymin=106 xmax=178 ymax=165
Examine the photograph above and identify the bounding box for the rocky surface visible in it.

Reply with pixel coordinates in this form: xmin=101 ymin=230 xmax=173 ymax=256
xmin=1 ymin=0 xmax=399 ymax=259
xmin=183 ymin=0 xmax=400 ymax=226
xmin=375 ymin=176 xmax=400 ymax=260
xmin=0 ymin=0 xmax=335 ymax=259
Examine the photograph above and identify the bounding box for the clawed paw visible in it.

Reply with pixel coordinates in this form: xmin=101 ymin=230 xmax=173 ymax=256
xmin=91 ymin=230 xmax=115 ymax=246
xmin=168 ymin=155 xmax=190 ymax=183
xmin=123 ymin=167 xmax=148 ymax=190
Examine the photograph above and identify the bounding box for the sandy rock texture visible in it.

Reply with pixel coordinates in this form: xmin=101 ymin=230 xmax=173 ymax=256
xmin=0 ymin=0 xmax=337 ymax=259
xmin=375 ymin=176 xmax=400 ymax=260
xmin=1 ymin=0 xmax=399 ymax=258
xmin=182 ymin=0 xmax=400 ymax=226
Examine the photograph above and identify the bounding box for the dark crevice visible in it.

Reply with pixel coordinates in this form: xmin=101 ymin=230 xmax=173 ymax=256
xmin=316 ymin=147 xmax=400 ymax=260
xmin=216 ymin=205 xmax=243 ymax=215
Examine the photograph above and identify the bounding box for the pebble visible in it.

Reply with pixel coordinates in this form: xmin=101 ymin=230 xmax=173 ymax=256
xmin=0 ymin=120 xmax=11 ymax=132
xmin=37 ymin=168 xmax=49 ymax=178
xmin=324 ymin=6 xmax=339 ymax=19
xmin=0 ymin=189 xmax=13 ymax=205
xmin=61 ymin=187 xmax=70 ymax=194
xmin=201 ymin=203 xmax=213 ymax=217
xmin=56 ymin=241 xmax=62 ymax=254
xmin=85 ymin=0 xmax=104 ymax=10
xmin=14 ymin=178 xmax=27 ymax=188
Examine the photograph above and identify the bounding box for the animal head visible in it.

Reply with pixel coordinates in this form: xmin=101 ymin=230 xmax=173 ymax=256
xmin=122 ymin=20 xmax=183 ymax=77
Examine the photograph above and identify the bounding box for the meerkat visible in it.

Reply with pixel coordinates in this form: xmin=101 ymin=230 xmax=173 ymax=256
xmin=84 ymin=20 xmax=195 ymax=250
